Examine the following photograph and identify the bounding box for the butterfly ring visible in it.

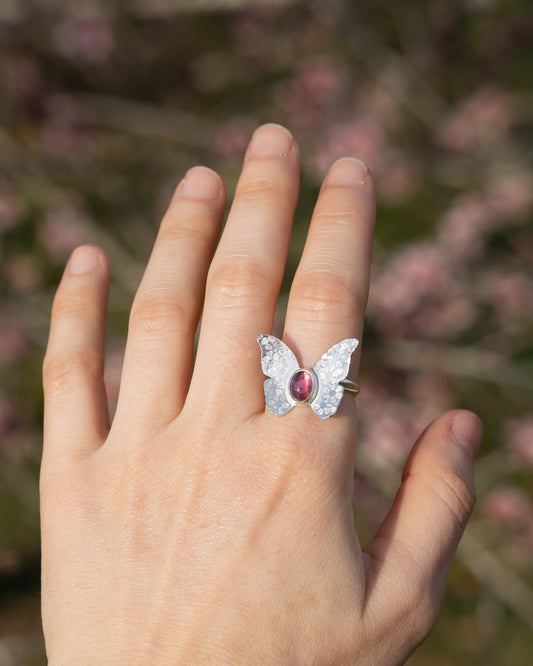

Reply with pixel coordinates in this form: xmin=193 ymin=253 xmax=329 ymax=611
xmin=257 ymin=334 xmax=360 ymax=419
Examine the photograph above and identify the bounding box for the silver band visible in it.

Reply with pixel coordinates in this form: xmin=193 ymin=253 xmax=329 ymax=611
xmin=339 ymin=379 xmax=360 ymax=396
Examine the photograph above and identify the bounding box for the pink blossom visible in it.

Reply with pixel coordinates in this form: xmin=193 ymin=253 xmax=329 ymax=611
xmin=483 ymin=487 xmax=533 ymax=528
xmin=504 ymin=418 xmax=533 ymax=467
xmin=368 ymin=244 xmax=452 ymax=323
xmin=309 ymin=117 xmax=385 ymax=180
xmin=367 ymin=242 xmax=477 ymax=339
xmin=214 ymin=119 xmax=255 ymax=161
xmin=4 ymin=254 xmax=43 ymax=293
xmin=438 ymin=174 xmax=533 ymax=262
xmin=53 ymin=13 xmax=114 ymax=64
xmin=231 ymin=13 xmax=268 ymax=60
xmin=356 ymin=378 xmax=392 ymax=413
xmin=489 ymin=172 xmax=533 ymax=221
xmin=357 ymin=77 xmax=403 ymax=129
xmin=437 ymin=192 xmax=495 ymax=261
xmin=41 ymin=118 xmax=84 ymax=160
xmin=274 ymin=57 xmax=348 ymax=132
xmin=38 ymin=203 xmax=91 ymax=261
xmin=481 ymin=271 xmax=533 ymax=325
xmin=435 ymin=86 xmax=516 ymax=153
xmin=0 ymin=182 xmax=21 ymax=231
xmin=295 ymin=58 xmax=347 ymax=101
xmin=1 ymin=55 xmax=42 ymax=109
xmin=513 ymin=231 xmax=533 ymax=264
xmin=481 ymin=483 xmax=533 ymax=562
xmin=358 ymin=384 xmax=419 ymax=468
xmin=410 ymin=295 xmax=477 ymax=339
xmin=41 ymin=95 xmax=98 ymax=163
xmin=374 ymin=152 xmax=420 ymax=204
xmin=0 ymin=317 xmax=29 ymax=366
xmin=513 ymin=524 xmax=533 ymax=558
xmin=406 ymin=374 xmax=454 ymax=414
xmin=359 ymin=405 xmax=414 ymax=468
xmin=359 ymin=375 xmax=454 ymax=470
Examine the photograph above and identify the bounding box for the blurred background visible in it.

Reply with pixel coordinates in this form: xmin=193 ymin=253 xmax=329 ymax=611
xmin=0 ymin=0 xmax=532 ymax=663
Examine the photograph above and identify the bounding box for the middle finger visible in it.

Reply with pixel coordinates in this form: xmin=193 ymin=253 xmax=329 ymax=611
xmin=188 ymin=124 xmax=300 ymax=418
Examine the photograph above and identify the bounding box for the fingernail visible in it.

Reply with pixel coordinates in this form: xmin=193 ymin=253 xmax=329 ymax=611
xmin=180 ymin=166 xmax=222 ymax=199
xmin=247 ymin=123 xmax=294 ymax=158
xmin=451 ymin=411 xmax=483 ymax=457
xmin=68 ymin=245 xmax=101 ymax=275
xmin=326 ymin=157 xmax=368 ymax=187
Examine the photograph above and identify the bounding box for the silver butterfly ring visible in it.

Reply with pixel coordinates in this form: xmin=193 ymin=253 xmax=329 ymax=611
xmin=257 ymin=334 xmax=360 ymax=419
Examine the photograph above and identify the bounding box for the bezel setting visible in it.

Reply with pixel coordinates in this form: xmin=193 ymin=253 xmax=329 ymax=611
xmin=288 ymin=368 xmax=318 ymax=403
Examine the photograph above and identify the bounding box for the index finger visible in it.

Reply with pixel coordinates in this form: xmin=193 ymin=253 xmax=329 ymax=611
xmin=42 ymin=245 xmax=110 ymax=461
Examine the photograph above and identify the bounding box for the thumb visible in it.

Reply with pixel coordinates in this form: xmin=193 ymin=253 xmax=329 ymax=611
xmin=361 ymin=410 xmax=482 ymax=660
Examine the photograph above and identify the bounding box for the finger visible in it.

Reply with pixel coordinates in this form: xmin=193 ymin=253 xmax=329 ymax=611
xmin=42 ymin=245 xmax=110 ymax=460
xmin=114 ymin=167 xmax=226 ymax=432
xmin=188 ymin=124 xmax=300 ymax=418
xmin=362 ymin=410 xmax=482 ymax=659
xmin=284 ymin=157 xmax=375 ymax=371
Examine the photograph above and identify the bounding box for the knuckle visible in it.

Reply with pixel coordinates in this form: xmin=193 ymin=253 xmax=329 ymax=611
xmin=311 ymin=208 xmax=358 ymax=228
xmin=159 ymin=210 xmax=214 ymax=248
xmin=53 ymin=293 xmax=93 ymax=318
xmin=377 ymin=578 xmax=439 ymax=652
xmin=259 ymin=421 xmax=336 ymax=491
xmin=291 ymin=273 xmax=361 ymax=325
xmin=429 ymin=466 xmax=476 ymax=528
xmin=364 ymin=543 xmax=442 ymax=659
xmin=43 ymin=349 xmax=101 ymax=395
xmin=207 ymin=259 xmax=270 ymax=309
xmin=129 ymin=295 xmax=189 ymax=336
xmin=236 ymin=176 xmax=286 ymax=205
xmin=405 ymin=580 xmax=440 ymax=639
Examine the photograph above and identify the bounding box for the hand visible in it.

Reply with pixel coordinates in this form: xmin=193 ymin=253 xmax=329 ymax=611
xmin=41 ymin=123 xmax=482 ymax=665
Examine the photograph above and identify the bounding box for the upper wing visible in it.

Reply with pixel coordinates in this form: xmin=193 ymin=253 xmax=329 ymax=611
xmin=257 ymin=334 xmax=299 ymax=416
xmin=311 ymin=338 xmax=359 ymax=419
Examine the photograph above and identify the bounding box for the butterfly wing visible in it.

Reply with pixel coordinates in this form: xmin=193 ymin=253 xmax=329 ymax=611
xmin=311 ymin=338 xmax=359 ymax=419
xmin=257 ymin=334 xmax=299 ymax=416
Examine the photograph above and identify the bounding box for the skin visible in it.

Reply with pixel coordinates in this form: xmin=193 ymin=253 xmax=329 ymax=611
xmin=41 ymin=123 xmax=483 ymax=665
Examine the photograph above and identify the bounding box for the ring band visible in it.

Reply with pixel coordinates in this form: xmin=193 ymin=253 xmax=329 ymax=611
xmin=339 ymin=379 xmax=360 ymax=396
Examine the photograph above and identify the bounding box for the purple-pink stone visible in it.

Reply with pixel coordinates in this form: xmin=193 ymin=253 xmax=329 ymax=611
xmin=289 ymin=370 xmax=314 ymax=402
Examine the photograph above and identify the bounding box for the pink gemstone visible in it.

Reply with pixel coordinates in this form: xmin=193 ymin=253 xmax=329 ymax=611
xmin=289 ymin=370 xmax=314 ymax=402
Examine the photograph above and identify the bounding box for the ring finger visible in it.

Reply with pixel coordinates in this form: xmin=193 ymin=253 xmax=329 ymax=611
xmin=283 ymin=158 xmax=375 ymax=391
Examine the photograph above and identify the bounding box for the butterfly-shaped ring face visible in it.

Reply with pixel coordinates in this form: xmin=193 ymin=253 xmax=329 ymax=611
xmin=257 ymin=334 xmax=359 ymax=419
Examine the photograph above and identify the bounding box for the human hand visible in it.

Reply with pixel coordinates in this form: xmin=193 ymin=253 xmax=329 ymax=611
xmin=41 ymin=123 xmax=482 ymax=665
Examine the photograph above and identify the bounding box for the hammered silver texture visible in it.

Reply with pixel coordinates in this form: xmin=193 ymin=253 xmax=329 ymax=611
xmin=311 ymin=338 xmax=359 ymax=418
xmin=257 ymin=334 xmax=299 ymax=415
xmin=257 ymin=334 xmax=359 ymax=419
